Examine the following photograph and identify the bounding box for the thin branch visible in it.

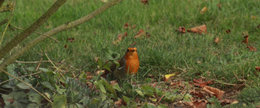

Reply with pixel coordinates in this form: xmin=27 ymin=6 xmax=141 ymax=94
xmin=0 ymin=14 xmax=13 ymax=46
xmin=0 ymin=0 xmax=4 ymax=8
xmin=0 ymin=71 xmax=44 ymax=85
xmin=0 ymin=68 xmax=52 ymax=103
xmin=16 ymin=60 xmax=50 ymax=64
xmin=0 ymin=0 xmax=121 ymax=70
xmin=0 ymin=0 xmax=66 ymax=60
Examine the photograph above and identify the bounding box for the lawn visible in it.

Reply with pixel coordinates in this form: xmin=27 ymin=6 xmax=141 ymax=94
xmin=0 ymin=0 xmax=260 ymax=107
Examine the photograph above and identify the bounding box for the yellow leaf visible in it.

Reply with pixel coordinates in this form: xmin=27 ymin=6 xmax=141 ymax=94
xmin=200 ymin=7 xmax=207 ymax=14
xmin=164 ymin=73 xmax=176 ymax=82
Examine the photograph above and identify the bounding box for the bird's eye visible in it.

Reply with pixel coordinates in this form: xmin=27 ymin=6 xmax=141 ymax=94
xmin=127 ymin=49 xmax=130 ymax=52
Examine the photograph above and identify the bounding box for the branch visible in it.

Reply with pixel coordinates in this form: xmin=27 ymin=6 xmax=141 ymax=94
xmin=0 ymin=0 xmax=66 ymax=60
xmin=0 ymin=0 xmax=121 ymax=69
xmin=0 ymin=0 xmax=5 ymax=8
xmin=0 ymin=68 xmax=53 ymax=103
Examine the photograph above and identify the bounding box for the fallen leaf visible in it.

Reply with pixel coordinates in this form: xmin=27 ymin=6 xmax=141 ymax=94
xmin=86 ymin=76 xmax=93 ymax=80
xmin=96 ymin=70 xmax=105 ymax=75
xmin=134 ymin=29 xmax=145 ymax=38
xmin=217 ymin=3 xmax=221 ymax=9
xmin=67 ymin=37 xmax=75 ymax=42
xmin=242 ymin=35 xmax=249 ymax=45
xmin=193 ymin=100 xmax=207 ymax=108
xmin=203 ymin=86 xmax=224 ymax=100
xmin=226 ymin=29 xmax=231 ymax=34
xmin=94 ymin=57 xmax=99 ymax=62
xmin=141 ymin=0 xmax=148 ymax=5
xmin=220 ymin=99 xmax=238 ymax=106
xmin=256 ymin=66 xmax=260 ymax=71
xmin=64 ymin=44 xmax=68 ymax=48
xmin=163 ymin=73 xmax=176 ymax=82
xmin=146 ymin=32 xmax=151 ymax=38
xmin=187 ymin=25 xmax=207 ymax=34
xmin=214 ymin=37 xmax=220 ymax=44
xmin=124 ymin=32 xmax=128 ymax=37
xmin=114 ymin=99 xmax=124 ymax=107
xmin=113 ymin=34 xmax=123 ymax=44
xmin=193 ymin=78 xmax=213 ymax=87
xmin=177 ymin=26 xmax=186 ymax=33
xmin=200 ymin=7 xmax=208 ymax=14
xmin=251 ymin=16 xmax=257 ymax=20
xmin=124 ymin=23 xmax=129 ymax=29
xmin=247 ymin=46 xmax=257 ymax=52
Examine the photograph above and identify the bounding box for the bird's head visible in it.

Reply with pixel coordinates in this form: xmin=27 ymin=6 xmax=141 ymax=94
xmin=125 ymin=47 xmax=138 ymax=59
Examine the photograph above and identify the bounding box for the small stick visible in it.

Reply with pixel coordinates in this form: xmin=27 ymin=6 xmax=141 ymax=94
xmin=0 ymin=68 xmax=52 ymax=103
xmin=16 ymin=60 xmax=50 ymax=64
xmin=35 ymin=58 xmax=43 ymax=71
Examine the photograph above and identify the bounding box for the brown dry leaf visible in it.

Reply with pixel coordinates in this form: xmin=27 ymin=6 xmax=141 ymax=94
xmin=96 ymin=70 xmax=105 ymax=75
xmin=226 ymin=29 xmax=231 ymax=34
xmin=94 ymin=57 xmax=99 ymax=62
xmin=86 ymin=76 xmax=93 ymax=80
xmin=217 ymin=3 xmax=221 ymax=9
xmin=146 ymin=32 xmax=151 ymax=38
xmin=187 ymin=25 xmax=207 ymax=34
xmin=193 ymin=78 xmax=213 ymax=87
xmin=123 ymin=32 xmax=128 ymax=37
xmin=193 ymin=100 xmax=207 ymax=108
xmin=134 ymin=29 xmax=145 ymax=38
xmin=220 ymin=99 xmax=238 ymax=106
xmin=203 ymin=86 xmax=225 ymax=100
xmin=110 ymin=80 xmax=118 ymax=86
xmin=113 ymin=34 xmax=123 ymax=44
xmin=131 ymin=24 xmax=137 ymax=29
xmin=242 ymin=35 xmax=249 ymax=45
xmin=256 ymin=66 xmax=260 ymax=71
xmin=214 ymin=37 xmax=220 ymax=44
xmin=67 ymin=37 xmax=75 ymax=43
xmin=251 ymin=16 xmax=257 ymax=20
xmin=141 ymin=0 xmax=148 ymax=5
xmin=200 ymin=7 xmax=208 ymax=14
xmin=114 ymin=99 xmax=124 ymax=107
xmin=177 ymin=26 xmax=186 ymax=33
xmin=247 ymin=46 xmax=257 ymax=52
xmin=124 ymin=23 xmax=129 ymax=29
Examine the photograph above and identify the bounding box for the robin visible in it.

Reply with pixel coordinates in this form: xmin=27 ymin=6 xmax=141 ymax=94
xmin=103 ymin=47 xmax=140 ymax=79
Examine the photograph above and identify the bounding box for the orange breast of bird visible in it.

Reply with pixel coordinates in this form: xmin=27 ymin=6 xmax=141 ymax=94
xmin=124 ymin=47 xmax=139 ymax=74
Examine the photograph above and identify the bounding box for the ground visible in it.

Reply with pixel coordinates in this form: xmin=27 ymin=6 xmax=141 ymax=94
xmin=0 ymin=0 xmax=260 ymax=107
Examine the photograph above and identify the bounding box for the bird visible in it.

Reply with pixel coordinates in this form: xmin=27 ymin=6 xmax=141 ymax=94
xmin=103 ymin=47 xmax=140 ymax=79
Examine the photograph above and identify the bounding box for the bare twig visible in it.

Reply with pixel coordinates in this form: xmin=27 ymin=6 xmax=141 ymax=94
xmin=44 ymin=52 xmax=65 ymax=79
xmin=0 ymin=71 xmax=44 ymax=85
xmin=0 ymin=0 xmax=5 ymax=8
xmin=35 ymin=58 xmax=43 ymax=71
xmin=16 ymin=60 xmax=50 ymax=64
xmin=0 ymin=0 xmax=121 ymax=70
xmin=0 ymin=68 xmax=52 ymax=103
xmin=0 ymin=14 xmax=13 ymax=46
xmin=0 ymin=0 xmax=66 ymax=60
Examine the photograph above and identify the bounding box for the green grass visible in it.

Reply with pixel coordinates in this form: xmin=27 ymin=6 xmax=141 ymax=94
xmin=1 ymin=0 xmax=260 ymax=106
